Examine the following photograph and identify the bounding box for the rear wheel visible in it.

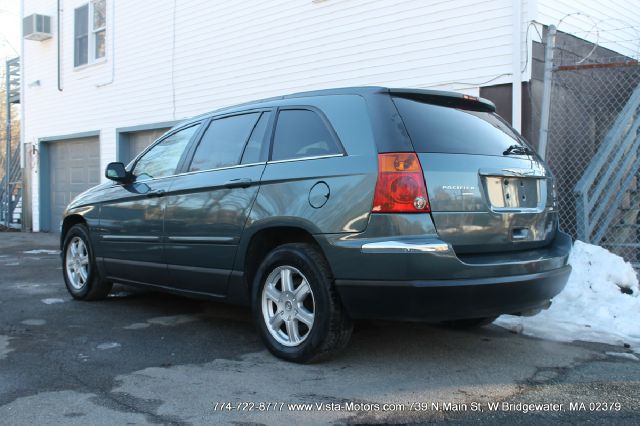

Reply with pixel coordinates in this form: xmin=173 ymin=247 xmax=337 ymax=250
xmin=62 ymin=224 xmax=112 ymax=300
xmin=441 ymin=316 xmax=498 ymax=329
xmin=253 ymin=243 xmax=352 ymax=363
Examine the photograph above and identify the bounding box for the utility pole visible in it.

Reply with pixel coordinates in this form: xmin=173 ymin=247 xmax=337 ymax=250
xmin=538 ymin=25 xmax=556 ymax=160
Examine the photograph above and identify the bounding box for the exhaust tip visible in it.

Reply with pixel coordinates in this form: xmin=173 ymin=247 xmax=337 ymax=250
xmin=513 ymin=300 xmax=552 ymax=317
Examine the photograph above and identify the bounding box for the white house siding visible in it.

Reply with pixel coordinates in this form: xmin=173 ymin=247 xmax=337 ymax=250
xmin=22 ymin=0 xmax=637 ymax=231
xmin=535 ymin=0 xmax=640 ymax=59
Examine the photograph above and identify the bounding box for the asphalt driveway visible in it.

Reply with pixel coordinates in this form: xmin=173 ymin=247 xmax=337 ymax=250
xmin=0 ymin=232 xmax=638 ymax=425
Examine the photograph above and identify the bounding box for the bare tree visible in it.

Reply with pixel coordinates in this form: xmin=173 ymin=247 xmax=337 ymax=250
xmin=0 ymin=64 xmax=20 ymax=182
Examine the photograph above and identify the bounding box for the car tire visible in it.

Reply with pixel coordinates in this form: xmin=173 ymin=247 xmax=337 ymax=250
xmin=441 ymin=316 xmax=498 ymax=329
xmin=252 ymin=243 xmax=353 ymax=363
xmin=62 ymin=223 xmax=113 ymax=301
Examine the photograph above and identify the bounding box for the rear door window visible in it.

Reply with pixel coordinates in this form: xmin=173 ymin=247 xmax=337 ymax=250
xmin=189 ymin=113 xmax=261 ymax=171
xmin=393 ymin=97 xmax=528 ymax=156
xmin=271 ymin=109 xmax=341 ymax=161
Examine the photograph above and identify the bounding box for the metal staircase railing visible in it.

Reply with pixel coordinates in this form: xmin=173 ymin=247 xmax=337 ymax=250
xmin=574 ymin=83 xmax=640 ymax=252
xmin=2 ymin=56 xmax=21 ymax=228
xmin=0 ymin=145 xmax=22 ymax=226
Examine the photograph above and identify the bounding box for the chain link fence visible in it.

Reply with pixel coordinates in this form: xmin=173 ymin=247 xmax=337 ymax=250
xmin=544 ymin=32 xmax=640 ymax=267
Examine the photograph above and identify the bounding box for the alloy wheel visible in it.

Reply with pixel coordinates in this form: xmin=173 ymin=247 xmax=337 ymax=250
xmin=261 ymin=265 xmax=315 ymax=347
xmin=65 ymin=236 xmax=90 ymax=290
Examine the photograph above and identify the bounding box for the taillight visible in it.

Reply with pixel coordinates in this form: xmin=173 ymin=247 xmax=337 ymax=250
xmin=372 ymin=153 xmax=431 ymax=213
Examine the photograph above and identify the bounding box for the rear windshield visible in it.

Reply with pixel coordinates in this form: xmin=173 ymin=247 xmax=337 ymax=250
xmin=393 ymin=97 xmax=529 ymax=156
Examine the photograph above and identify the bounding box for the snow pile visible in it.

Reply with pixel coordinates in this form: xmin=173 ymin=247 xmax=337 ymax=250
xmin=23 ymin=249 xmax=59 ymax=255
xmin=496 ymin=240 xmax=640 ymax=352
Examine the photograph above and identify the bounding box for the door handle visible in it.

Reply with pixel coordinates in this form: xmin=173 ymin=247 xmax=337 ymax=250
xmin=223 ymin=178 xmax=253 ymax=189
xmin=146 ymin=189 xmax=166 ymax=198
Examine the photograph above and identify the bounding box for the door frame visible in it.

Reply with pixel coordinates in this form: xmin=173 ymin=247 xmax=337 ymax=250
xmin=38 ymin=130 xmax=100 ymax=232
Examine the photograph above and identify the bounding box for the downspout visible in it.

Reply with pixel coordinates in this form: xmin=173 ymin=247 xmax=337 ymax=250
xmin=57 ymin=0 xmax=62 ymax=91
xmin=511 ymin=0 xmax=522 ymax=132
xmin=20 ymin=0 xmax=30 ymax=231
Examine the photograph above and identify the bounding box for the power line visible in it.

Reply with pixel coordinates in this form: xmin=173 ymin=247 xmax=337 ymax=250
xmin=0 ymin=32 xmax=19 ymax=56
xmin=598 ymin=38 xmax=640 ymax=43
xmin=569 ymin=25 xmax=639 ymax=34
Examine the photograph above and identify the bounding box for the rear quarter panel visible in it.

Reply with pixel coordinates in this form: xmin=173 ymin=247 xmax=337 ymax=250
xmin=244 ymin=94 xmax=378 ymax=236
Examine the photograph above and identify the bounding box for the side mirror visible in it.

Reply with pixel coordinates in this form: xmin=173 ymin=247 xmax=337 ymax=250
xmin=105 ymin=162 xmax=130 ymax=182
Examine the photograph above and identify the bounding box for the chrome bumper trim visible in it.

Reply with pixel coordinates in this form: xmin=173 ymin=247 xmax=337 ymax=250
xmin=361 ymin=241 xmax=450 ymax=254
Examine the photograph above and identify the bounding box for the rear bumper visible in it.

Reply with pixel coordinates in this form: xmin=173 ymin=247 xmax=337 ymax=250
xmin=316 ymin=213 xmax=573 ymax=321
xmin=335 ymin=265 xmax=571 ymax=321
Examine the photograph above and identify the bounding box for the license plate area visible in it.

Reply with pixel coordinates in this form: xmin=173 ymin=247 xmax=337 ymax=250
xmin=484 ymin=176 xmax=541 ymax=210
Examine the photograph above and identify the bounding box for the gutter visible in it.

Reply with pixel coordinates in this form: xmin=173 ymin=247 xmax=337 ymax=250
xmin=511 ymin=0 xmax=522 ymax=132
xmin=57 ymin=0 xmax=62 ymax=91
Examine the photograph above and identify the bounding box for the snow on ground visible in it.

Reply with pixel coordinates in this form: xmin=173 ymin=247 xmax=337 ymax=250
xmin=41 ymin=298 xmax=65 ymax=305
xmin=496 ymin=240 xmax=640 ymax=352
xmin=23 ymin=249 xmax=59 ymax=255
xmin=0 ymin=335 xmax=12 ymax=360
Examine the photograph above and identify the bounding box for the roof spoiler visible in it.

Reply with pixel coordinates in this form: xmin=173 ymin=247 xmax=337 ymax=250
xmin=388 ymin=88 xmax=496 ymax=112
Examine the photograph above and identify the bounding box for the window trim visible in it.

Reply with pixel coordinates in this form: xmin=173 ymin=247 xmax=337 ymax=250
xmin=268 ymin=106 xmax=346 ymax=162
xmin=159 ymin=161 xmax=268 ymax=181
xmin=74 ymin=0 xmax=107 ymax=68
xmin=267 ymin=153 xmax=344 ymax=164
xmin=239 ymin=111 xmax=274 ymax=165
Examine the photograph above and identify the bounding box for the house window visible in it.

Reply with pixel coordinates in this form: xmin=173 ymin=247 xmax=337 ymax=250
xmin=92 ymin=0 xmax=106 ymax=59
xmin=74 ymin=0 xmax=106 ymax=67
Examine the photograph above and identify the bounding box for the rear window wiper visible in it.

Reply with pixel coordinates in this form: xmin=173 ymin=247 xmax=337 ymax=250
xmin=503 ymin=144 xmax=533 ymax=156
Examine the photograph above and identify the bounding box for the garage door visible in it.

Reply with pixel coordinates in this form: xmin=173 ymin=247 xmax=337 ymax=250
xmin=48 ymin=137 xmax=100 ymax=231
xmin=125 ymin=128 xmax=171 ymax=164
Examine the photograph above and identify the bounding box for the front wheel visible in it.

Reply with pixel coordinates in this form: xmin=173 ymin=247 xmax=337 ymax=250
xmin=253 ymin=243 xmax=352 ymax=363
xmin=62 ymin=224 xmax=112 ymax=300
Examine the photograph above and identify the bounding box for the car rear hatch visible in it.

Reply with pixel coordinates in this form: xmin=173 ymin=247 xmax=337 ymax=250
xmin=391 ymin=90 xmax=557 ymax=254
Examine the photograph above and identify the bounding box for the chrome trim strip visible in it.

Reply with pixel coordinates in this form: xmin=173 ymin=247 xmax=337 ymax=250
xmin=478 ymin=168 xmax=546 ymax=178
xmin=267 ymin=153 xmax=345 ymax=164
xmin=171 ymin=162 xmax=267 ymax=179
xmin=167 ymin=236 xmax=235 ymax=243
xmin=361 ymin=241 xmax=450 ymax=254
xmin=491 ymin=206 xmax=545 ymax=214
xmin=132 ymin=162 xmax=267 ymax=184
xmin=102 ymin=235 xmax=160 ymax=242
xmin=120 ymin=153 xmax=344 ymax=186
